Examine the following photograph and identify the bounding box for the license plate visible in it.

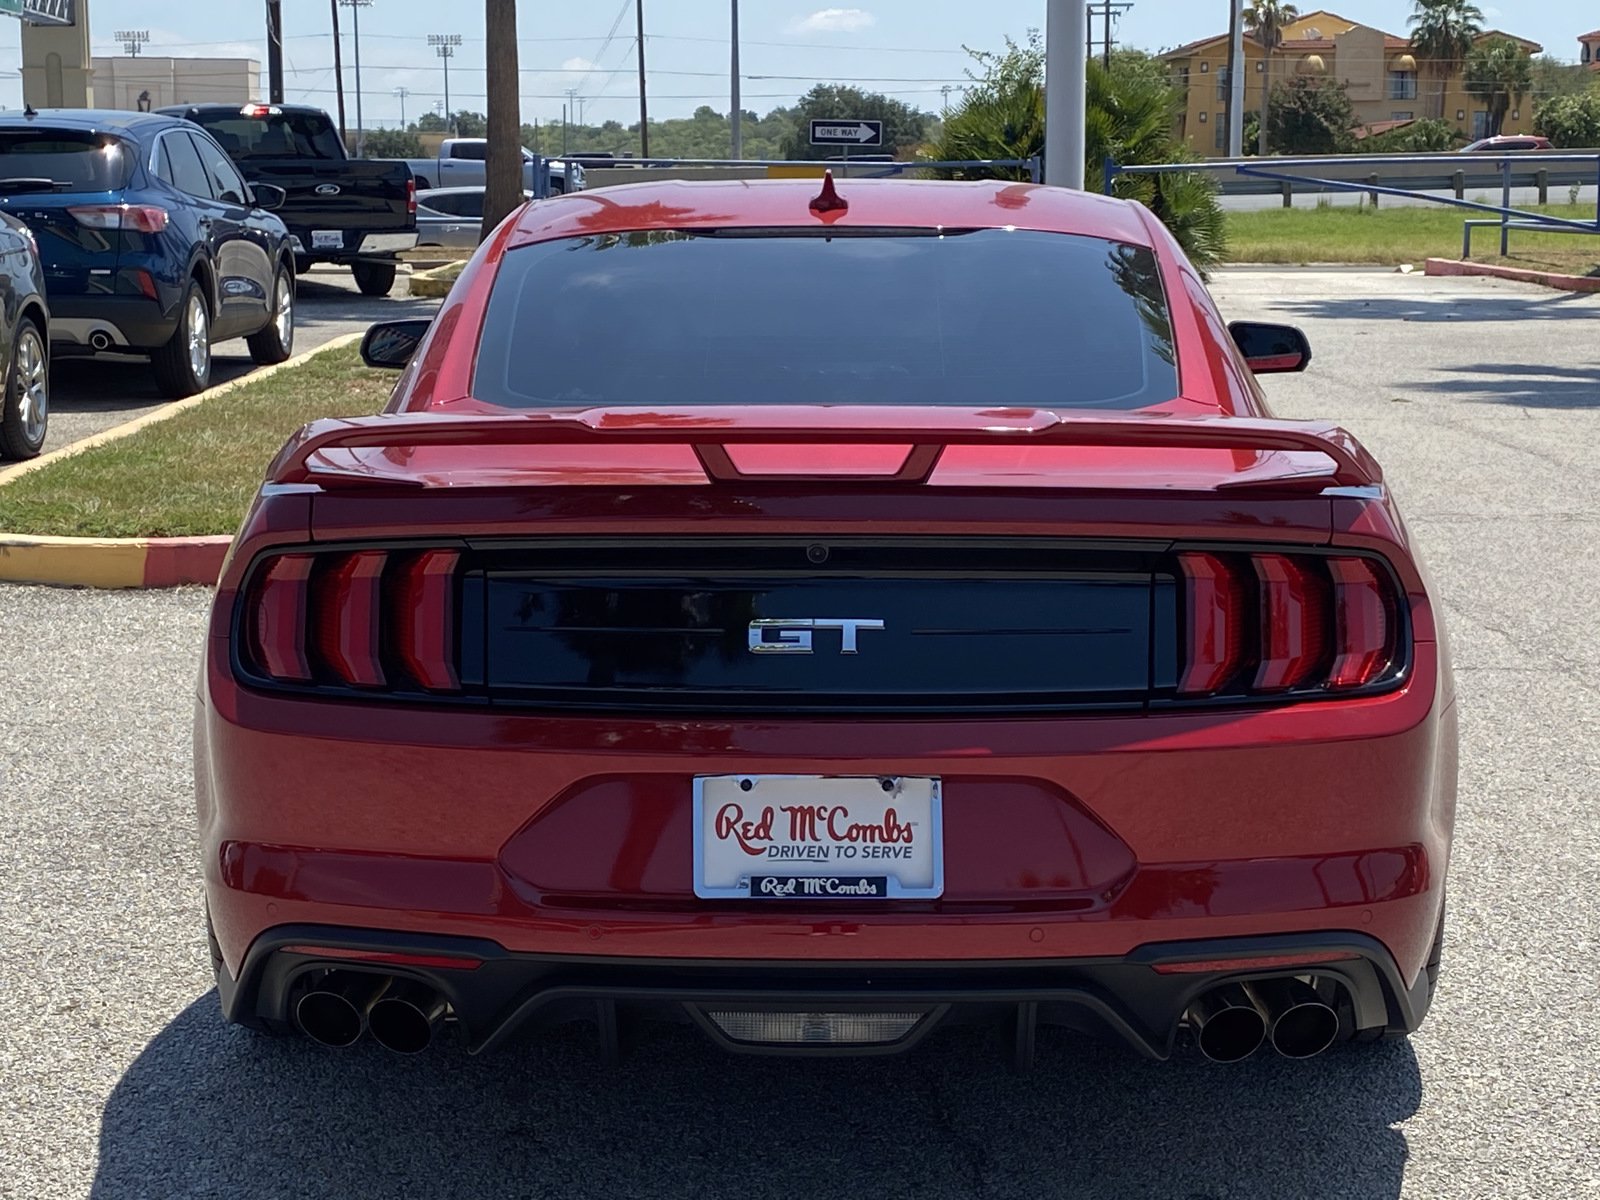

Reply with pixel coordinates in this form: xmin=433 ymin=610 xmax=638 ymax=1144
xmin=311 ymin=229 xmax=343 ymax=250
xmin=694 ymin=775 xmax=943 ymax=900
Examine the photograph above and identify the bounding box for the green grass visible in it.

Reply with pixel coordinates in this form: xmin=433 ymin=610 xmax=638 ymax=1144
xmin=1224 ymin=202 xmax=1600 ymax=266
xmin=0 ymin=345 xmax=393 ymax=538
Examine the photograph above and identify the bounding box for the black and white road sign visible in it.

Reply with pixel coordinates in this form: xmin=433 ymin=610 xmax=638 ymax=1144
xmin=808 ymin=119 xmax=884 ymax=147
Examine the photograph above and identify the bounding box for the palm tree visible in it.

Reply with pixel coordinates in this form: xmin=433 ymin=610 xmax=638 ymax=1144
xmin=1464 ymin=37 xmax=1532 ymax=138
xmin=1408 ymin=0 xmax=1484 ymax=121
xmin=1245 ymin=1 xmax=1299 ymax=155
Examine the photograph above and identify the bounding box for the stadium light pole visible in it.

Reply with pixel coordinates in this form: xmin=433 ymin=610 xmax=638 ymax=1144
xmin=1044 ymin=0 xmax=1087 ymax=187
xmin=428 ymin=34 xmax=461 ymax=134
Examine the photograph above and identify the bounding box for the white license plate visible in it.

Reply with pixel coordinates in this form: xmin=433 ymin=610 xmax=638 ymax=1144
xmin=311 ymin=229 xmax=343 ymax=250
xmin=694 ymin=775 xmax=943 ymax=900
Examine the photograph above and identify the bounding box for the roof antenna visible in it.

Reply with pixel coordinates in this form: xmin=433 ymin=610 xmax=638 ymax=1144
xmin=809 ymin=169 xmax=848 ymax=215
xmin=23 ymin=103 xmax=37 ymax=119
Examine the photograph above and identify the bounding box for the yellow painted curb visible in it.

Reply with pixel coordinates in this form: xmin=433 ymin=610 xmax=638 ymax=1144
xmin=0 ymin=535 xmax=148 ymax=588
xmin=409 ymin=263 xmax=463 ymax=299
xmin=0 ymin=332 xmax=364 ymax=488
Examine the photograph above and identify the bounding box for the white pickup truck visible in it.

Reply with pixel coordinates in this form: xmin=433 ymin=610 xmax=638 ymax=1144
xmin=395 ymin=139 xmax=585 ymax=194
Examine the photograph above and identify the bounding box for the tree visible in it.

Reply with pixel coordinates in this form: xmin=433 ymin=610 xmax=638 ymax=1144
xmin=360 ymin=127 xmax=423 ymax=158
xmin=1267 ymin=75 xmax=1356 ymax=154
xmin=416 ymin=111 xmax=448 ymax=133
xmin=923 ymin=33 xmax=1226 ymax=273
xmin=1534 ymin=91 xmax=1600 ymax=148
xmin=778 ymin=85 xmax=930 ymax=159
xmin=1464 ymin=37 xmax=1532 ymax=138
xmin=1408 ymin=0 xmax=1483 ymax=120
xmin=1363 ymin=117 xmax=1463 ymax=152
xmin=1245 ymin=1 xmax=1299 ymax=155
xmin=482 ymin=0 xmax=522 ymax=238
xmin=1529 ymin=56 xmax=1590 ymax=104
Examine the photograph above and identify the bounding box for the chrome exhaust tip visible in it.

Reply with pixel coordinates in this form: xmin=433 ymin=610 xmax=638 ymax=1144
xmin=88 ymin=330 xmax=112 ymax=351
xmin=1252 ymin=979 xmax=1341 ymax=1059
xmin=366 ymin=980 xmax=447 ymax=1054
xmin=1185 ymin=983 xmax=1268 ymax=1063
xmin=293 ymin=974 xmax=386 ymax=1048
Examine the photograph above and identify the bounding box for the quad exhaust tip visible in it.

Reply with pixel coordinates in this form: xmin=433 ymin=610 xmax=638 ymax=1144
xmin=293 ymin=973 xmax=448 ymax=1052
xmin=366 ymin=980 xmax=448 ymax=1054
xmin=1185 ymin=978 xmax=1341 ymax=1062
xmin=1186 ymin=983 xmax=1267 ymax=1063
xmin=1253 ymin=978 xmax=1340 ymax=1059
xmin=294 ymin=974 xmax=386 ymax=1048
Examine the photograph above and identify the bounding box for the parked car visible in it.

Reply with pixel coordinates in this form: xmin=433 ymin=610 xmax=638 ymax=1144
xmin=0 ymin=210 xmax=50 ymax=460
xmin=197 ymin=177 xmax=1455 ymax=1067
xmin=415 ymin=186 xmax=532 ymax=252
xmin=394 ymin=138 xmax=583 ymax=194
xmin=0 ymin=109 xmax=294 ymax=398
xmin=1461 ymin=135 xmax=1552 ymax=152
xmin=160 ymin=103 xmax=417 ymax=297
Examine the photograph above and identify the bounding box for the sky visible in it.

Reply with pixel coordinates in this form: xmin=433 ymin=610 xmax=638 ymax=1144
xmin=0 ymin=1 xmax=1594 ymax=128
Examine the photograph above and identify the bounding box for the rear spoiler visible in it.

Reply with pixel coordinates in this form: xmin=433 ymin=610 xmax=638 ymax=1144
xmin=266 ymin=407 xmax=1383 ymax=491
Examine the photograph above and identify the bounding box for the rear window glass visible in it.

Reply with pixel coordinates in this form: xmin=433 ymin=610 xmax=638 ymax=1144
xmin=184 ymin=111 xmax=344 ymax=160
xmin=0 ymin=130 xmax=133 ymax=190
xmin=473 ymin=228 xmax=1179 ymax=410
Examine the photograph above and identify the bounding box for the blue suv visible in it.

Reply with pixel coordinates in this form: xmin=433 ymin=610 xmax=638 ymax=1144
xmin=0 ymin=109 xmax=295 ymax=397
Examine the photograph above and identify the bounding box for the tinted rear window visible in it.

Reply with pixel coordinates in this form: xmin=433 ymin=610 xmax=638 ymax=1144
xmin=184 ymin=111 xmax=344 ymax=160
xmin=0 ymin=129 xmax=133 ymax=189
xmin=473 ymin=228 xmax=1179 ymax=410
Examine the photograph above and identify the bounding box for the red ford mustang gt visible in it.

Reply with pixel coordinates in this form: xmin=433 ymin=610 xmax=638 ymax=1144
xmin=195 ymin=176 xmax=1455 ymax=1067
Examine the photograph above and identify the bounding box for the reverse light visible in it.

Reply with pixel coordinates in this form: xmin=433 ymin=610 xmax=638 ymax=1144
xmin=68 ymin=204 xmax=169 ymax=233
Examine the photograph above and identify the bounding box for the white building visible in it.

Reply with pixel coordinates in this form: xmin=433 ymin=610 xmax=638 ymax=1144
xmin=90 ymin=56 xmax=259 ymax=112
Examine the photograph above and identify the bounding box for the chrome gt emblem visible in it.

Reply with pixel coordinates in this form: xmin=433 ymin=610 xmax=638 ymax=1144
xmin=315 ymin=183 xmax=342 ymax=196
xmin=748 ymin=618 xmax=885 ymax=655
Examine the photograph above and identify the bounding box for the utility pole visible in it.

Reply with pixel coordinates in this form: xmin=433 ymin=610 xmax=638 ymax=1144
xmin=1044 ymin=0 xmax=1087 ymax=187
xmin=1085 ymin=3 xmax=1133 ymax=70
xmin=1227 ymin=0 xmax=1245 ymax=157
xmin=635 ymin=0 xmax=649 ymax=156
xmin=730 ymin=0 xmax=741 ymax=158
xmin=266 ymin=1 xmax=284 ymax=103
xmin=429 ymin=34 xmax=460 ymax=133
xmin=940 ymin=84 xmax=951 ymax=115
xmin=393 ymin=86 xmax=409 ymax=127
xmin=339 ymin=0 xmax=372 ymax=157
xmin=331 ymin=0 xmax=347 ymax=148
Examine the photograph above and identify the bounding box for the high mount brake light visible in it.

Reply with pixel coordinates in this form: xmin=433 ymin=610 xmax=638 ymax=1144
xmin=1177 ymin=551 xmax=1401 ymax=699
xmin=68 ymin=204 xmax=168 ymax=233
xmin=243 ymin=550 xmax=462 ymax=693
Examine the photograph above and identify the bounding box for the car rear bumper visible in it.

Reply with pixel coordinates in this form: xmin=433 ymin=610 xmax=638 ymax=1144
xmin=288 ymin=231 xmax=418 ymax=261
xmin=48 ymin=295 xmax=175 ymax=351
xmin=221 ymin=924 xmax=1433 ymax=1061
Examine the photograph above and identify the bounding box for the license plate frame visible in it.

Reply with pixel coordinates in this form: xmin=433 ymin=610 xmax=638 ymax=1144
xmin=693 ymin=774 xmax=943 ymax=900
xmin=311 ymin=229 xmax=344 ymax=250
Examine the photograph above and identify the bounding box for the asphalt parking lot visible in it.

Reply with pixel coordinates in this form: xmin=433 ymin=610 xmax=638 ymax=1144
xmin=1 ymin=268 xmax=1598 ymax=1199
xmin=40 ymin=266 xmax=440 ymax=455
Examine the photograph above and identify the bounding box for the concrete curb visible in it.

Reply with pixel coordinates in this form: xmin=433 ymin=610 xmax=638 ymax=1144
xmin=0 ymin=333 xmax=362 ymax=589
xmin=0 ymin=534 xmax=231 ymax=588
xmin=409 ymin=262 xmax=464 ymax=299
xmin=1424 ymin=258 xmax=1600 ymax=293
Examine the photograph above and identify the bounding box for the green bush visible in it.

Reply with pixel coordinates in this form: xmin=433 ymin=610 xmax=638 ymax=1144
xmin=1533 ymin=92 xmax=1600 ymax=148
xmin=1363 ymin=118 xmax=1464 ymax=153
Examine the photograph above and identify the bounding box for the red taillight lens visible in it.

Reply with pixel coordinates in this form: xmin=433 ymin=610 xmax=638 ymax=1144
xmin=1177 ymin=552 xmax=1247 ymax=695
xmin=68 ymin=204 xmax=169 ymax=233
xmin=312 ymin=551 xmax=388 ymax=687
xmin=1177 ymin=551 xmax=1401 ymax=700
xmin=1327 ymin=557 xmax=1396 ymax=688
xmin=406 ymin=177 xmax=417 ymax=216
xmin=1252 ymin=554 xmax=1330 ymax=691
xmin=242 ymin=549 xmax=462 ymax=692
xmin=392 ymin=550 xmax=461 ymax=691
xmin=249 ymin=554 xmax=315 ymax=682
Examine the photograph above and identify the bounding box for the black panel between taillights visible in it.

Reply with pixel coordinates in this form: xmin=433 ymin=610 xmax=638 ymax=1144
xmin=228 ymin=537 xmax=1412 ymax=715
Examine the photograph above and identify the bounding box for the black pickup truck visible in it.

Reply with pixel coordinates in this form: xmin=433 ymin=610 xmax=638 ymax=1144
xmin=159 ymin=103 xmax=417 ymax=296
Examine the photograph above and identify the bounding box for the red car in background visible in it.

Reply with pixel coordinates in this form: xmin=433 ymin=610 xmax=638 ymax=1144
xmin=194 ymin=176 xmax=1455 ymax=1068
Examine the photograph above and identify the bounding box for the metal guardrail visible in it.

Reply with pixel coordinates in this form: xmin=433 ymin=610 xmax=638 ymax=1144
xmin=1106 ymin=151 xmax=1600 ymax=259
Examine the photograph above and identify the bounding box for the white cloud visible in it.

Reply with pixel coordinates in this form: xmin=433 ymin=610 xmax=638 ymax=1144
xmin=789 ymin=8 xmax=876 ymax=35
xmin=560 ymin=57 xmax=597 ymax=74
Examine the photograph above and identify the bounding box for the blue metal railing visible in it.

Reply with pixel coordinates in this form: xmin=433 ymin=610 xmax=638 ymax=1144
xmin=1105 ymin=151 xmax=1600 ymax=259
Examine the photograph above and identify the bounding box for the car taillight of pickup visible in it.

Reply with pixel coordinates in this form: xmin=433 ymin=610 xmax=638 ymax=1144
xmin=159 ymin=102 xmax=417 ymax=297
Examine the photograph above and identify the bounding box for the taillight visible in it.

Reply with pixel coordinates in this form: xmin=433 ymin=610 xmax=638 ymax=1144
xmin=68 ymin=204 xmax=169 ymax=233
xmin=241 ymin=549 xmax=462 ymax=693
xmin=1177 ymin=551 xmax=1401 ymax=699
xmin=406 ymin=177 xmax=417 ymax=216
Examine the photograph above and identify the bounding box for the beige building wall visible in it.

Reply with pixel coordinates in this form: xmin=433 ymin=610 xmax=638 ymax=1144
xmin=90 ymin=57 xmax=261 ymax=111
xmin=21 ymin=17 xmax=92 ymax=108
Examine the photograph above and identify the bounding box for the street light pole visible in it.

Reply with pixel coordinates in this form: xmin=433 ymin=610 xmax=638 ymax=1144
xmin=635 ymin=0 xmax=649 ymax=157
xmin=339 ymin=0 xmax=372 ymax=157
xmin=730 ymin=0 xmax=741 ymax=158
xmin=1228 ymin=0 xmax=1245 ymax=157
xmin=394 ymin=86 xmax=409 ymax=127
xmin=1044 ymin=0 xmax=1087 ymax=187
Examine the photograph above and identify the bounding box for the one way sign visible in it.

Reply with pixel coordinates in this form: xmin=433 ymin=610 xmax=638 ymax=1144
xmin=809 ymin=119 xmax=885 ymax=147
